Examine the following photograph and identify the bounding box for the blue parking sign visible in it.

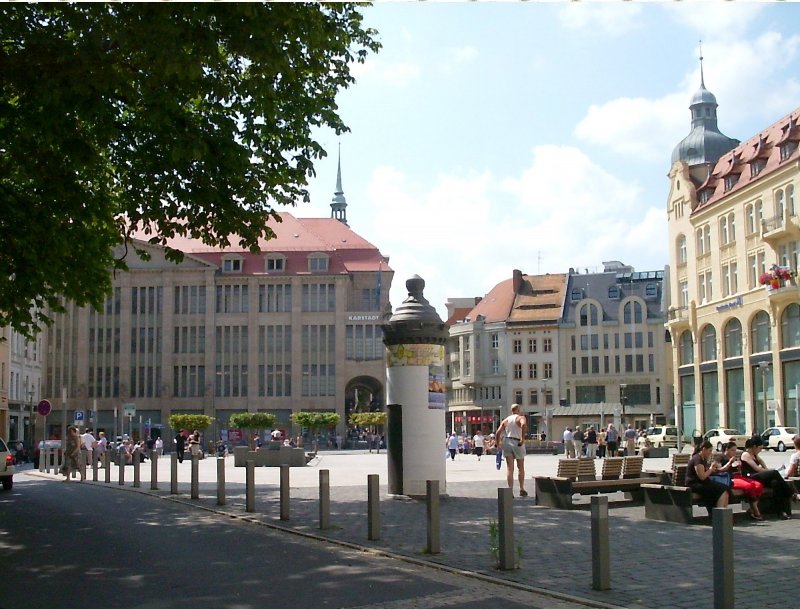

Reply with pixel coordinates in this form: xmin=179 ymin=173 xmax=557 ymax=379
xmin=74 ymin=410 xmax=85 ymax=424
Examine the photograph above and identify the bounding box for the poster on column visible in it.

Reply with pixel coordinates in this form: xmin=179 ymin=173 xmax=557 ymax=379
xmin=387 ymin=344 xmax=446 ymax=410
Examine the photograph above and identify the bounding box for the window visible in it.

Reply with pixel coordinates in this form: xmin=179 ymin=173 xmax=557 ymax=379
xmin=512 ymin=339 xmax=522 ymax=353
xmin=528 ymin=363 xmax=538 ymax=379
xmin=608 ymin=286 xmax=620 ymax=299
xmin=579 ymin=303 xmax=598 ymax=326
xmin=265 ymin=256 xmax=285 ymax=272
xmin=788 ymin=184 xmax=796 ymax=215
xmin=529 ymin=389 xmax=538 ymax=406
xmin=724 ymin=319 xmax=742 ymax=358
xmin=700 ymin=325 xmax=717 ymax=361
xmin=513 ymin=364 xmax=522 ymax=380
xmin=696 ymin=225 xmax=711 ymax=255
xmin=570 ymin=288 xmax=583 ymax=302
xmin=677 ymin=235 xmax=687 ymax=264
xmin=544 ymin=388 xmax=553 ymax=406
xmin=751 ymin=159 xmax=766 ymax=177
xmin=543 ymin=338 xmax=552 ymax=353
xmin=222 ymin=258 xmax=242 ymax=273
xmin=308 ymin=255 xmax=329 ymax=272
xmin=492 ymin=359 xmax=500 ymax=374
xmin=748 ymin=251 xmax=766 ymax=289
xmin=680 ymin=280 xmax=689 ymax=308
xmin=216 ymin=285 xmax=249 ymax=313
xmin=781 ymin=142 xmax=798 ymax=161
xmin=527 ymin=338 xmax=536 ymax=353
xmin=623 ymin=301 xmax=643 ymax=324
xmin=543 ymin=362 xmax=553 ymax=379
xmin=722 ymin=261 xmax=738 ymax=297
xmin=259 ymin=284 xmax=291 ymax=312
xmin=645 ymin=283 xmax=658 ymax=298
xmin=345 ymin=325 xmax=383 ymax=361
xmin=301 ymin=283 xmax=335 ymax=312
xmin=679 ymin=330 xmax=694 ymax=366
xmin=698 ymin=270 xmax=713 ymax=303
xmin=724 ymin=174 xmax=738 ymax=192
xmin=720 ymin=217 xmax=729 ymax=245
xmin=781 ymin=304 xmax=800 ymax=349
xmin=514 ymin=390 xmax=523 ymax=405
xmin=728 ymin=212 xmax=736 ymax=242
xmin=750 ymin=311 xmax=771 ymax=353
xmin=491 ymin=333 xmax=499 ymax=349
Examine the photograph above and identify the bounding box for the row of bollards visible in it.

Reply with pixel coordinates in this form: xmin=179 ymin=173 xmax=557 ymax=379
xmin=56 ymin=454 xmax=734 ymax=609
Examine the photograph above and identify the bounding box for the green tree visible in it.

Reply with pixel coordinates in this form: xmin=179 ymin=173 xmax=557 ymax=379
xmin=168 ymin=414 xmax=213 ymax=433
xmin=0 ymin=3 xmax=380 ymax=337
xmin=229 ymin=412 xmax=277 ymax=448
xmin=348 ymin=411 xmax=387 ymax=429
xmin=291 ymin=411 xmax=340 ymax=454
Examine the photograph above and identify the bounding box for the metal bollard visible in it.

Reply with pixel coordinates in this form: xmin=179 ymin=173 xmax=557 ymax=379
xmin=367 ymin=474 xmax=380 ymax=541
xmin=280 ymin=465 xmax=290 ymax=521
xmin=319 ymin=469 xmax=330 ymax=530
xmin=104 ymin=451 xmax=111 ymax=483
xmin=426 ymin=480 xmax=441 ymax=555
xmin=118 ymin=453 xmax=125 ymax=486
xmin=216 ymin=457 xmax=225 ymax=506
xmin=497 ymin=487 xmax=515 ymax=570
xmin=190 ymin=454 xmax=199 ymax=499
xmin=92 ymin=448 xmax=99 ymax=481
xmin=713 ymin=507 xmax=734 ymax=609
xmin=591 ymin=495 xmax=611 ymax=590
xmin=171 ymin=453 xmax=178 ymax=495
xmin=41 ymin=448 xmax=48 ymax=473
xmin=150 ymin=452 xmax=158 ymax=490
xmin=133 ymin=448 xmax=141 ymax=488
xmin=245 ymin=460 xmax=255 ymax=512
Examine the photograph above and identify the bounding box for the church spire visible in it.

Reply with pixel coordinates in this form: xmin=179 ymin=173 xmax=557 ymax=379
xmin=330 ymin=143 xmax=348 ymax=226
xmin=699 ymin=39 xmax=705 ymax=87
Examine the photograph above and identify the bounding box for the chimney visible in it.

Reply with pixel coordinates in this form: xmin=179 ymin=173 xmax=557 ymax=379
xmin=512 ymin=269 xmax=523 ymax=294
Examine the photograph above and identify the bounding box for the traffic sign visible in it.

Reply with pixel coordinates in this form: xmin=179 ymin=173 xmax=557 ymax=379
xmin=88 ymin=410 xmax=95 ymax=422
xmin=123 ymin=403 xmax=136 ymax=417
xmin=37 ymin=399 xmax=52 ymax=417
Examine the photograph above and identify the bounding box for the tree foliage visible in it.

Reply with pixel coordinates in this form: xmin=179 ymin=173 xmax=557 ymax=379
xmin=168 ymin=414 xmax=212 ymax=432
xmin=348 ymin=412 xmax=387 ymax=428
xmin=291 ymin=411 xmax=340 ymax=431
xmin=0 ymin=3 xmax=379 ymax=336
xmin=228 ymin=412 xmax=277 ymax=431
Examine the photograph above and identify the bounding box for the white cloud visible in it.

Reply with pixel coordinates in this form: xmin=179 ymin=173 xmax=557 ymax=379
xmin=364 ymin=147 xmax=665 ymax=316
xmin=574 ymin=32 xmax=800 ymax=160
xmin=350 ymin=57 xmax=421 ymax=87
xmin=558 ymin=3 xmax=643 ymax=37
xmin=663 ymin=1 xmax=765 ymax=40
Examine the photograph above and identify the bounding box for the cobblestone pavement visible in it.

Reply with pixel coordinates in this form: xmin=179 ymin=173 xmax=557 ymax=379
xmin=24 ymin=449 xmax=800 ymax=609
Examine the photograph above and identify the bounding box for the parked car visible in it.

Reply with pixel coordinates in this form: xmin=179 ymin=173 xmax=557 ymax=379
xmin=760 ymin=426 xmax=798 ymax=452
xmin=0 ymin=437 xmax=15 ymax=490
xmin=33 ymin=440 xmax=63 ymax=469
xmin=703 ymin=428 xmax=750 ymax=452
xmin=640 ymin=426 xmax=679 ymax=449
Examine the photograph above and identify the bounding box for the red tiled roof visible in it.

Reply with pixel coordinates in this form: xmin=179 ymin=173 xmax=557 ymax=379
xmin=463 ymin=272 xmax=568 ymax=324
xmin=693 ymin=106 xmax=800 ymax=214
xmin=131 ymin=212 xmax=391 ymax=275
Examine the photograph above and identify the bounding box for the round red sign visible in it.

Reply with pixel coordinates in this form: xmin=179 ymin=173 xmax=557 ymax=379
xmin=37 ymin=399 xmax=52 ymax=417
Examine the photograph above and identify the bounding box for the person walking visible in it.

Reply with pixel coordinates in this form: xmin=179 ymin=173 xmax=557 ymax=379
xmin=562 ymin=427 xmax=574 ymax=458
xmin=472 ymin=430 xmax=485 ymax=461
xmin=605 ymin=424 xmax=619 ymax=457
xmin=572 ymin=425 xmax=584 ymax=458
xmin=446 ymin=432 xmax=458 ymax=460
xmin=174 ymin=429 xmax=187 ymax=463
xmin=623 ymin=424 xmax=637 ymax=456
xmin=495 ymin=404 xmax=528 ymax=497
xmin=60 ymin=426 xmax=84 ymax=482
xmin=154 ymin=436 xmax=164 ymax=456
xmin=95 ymin=431 xmax=108 ymax=468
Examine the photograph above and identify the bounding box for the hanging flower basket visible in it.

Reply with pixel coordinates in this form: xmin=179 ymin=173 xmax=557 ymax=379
xmin=759 ymin=265 xmax=793 ymax=290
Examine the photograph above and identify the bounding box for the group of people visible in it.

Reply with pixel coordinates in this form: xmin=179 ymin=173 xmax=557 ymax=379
xmin=173 ymin=429 xmax=202 ymax=463
xmin=688 ymin=435 xmax=800 ymax=520
xmin=562 ymin=423 xmax=632 ymax=458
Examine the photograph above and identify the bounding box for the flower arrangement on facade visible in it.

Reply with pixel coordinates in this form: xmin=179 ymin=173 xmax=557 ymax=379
xmin=759 ymin=264 xmax=793 ymax=289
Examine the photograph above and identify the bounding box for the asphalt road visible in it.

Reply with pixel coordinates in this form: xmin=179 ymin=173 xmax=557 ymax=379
xmin=1 ymin=473 xmax=597 ymax=609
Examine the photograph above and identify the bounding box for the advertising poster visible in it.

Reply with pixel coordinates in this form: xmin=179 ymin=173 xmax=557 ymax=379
xmin=387 ymin=344 xmax=446 ymax=410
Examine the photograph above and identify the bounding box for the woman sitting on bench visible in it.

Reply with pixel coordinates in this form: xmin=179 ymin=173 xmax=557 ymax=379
xmin=740 ymin=437 xmax=799 ymax=520
xmin=716 ymin=442 xmax=765 ymax=521
xmin=687 ymin=440 xmax=730 ymax=512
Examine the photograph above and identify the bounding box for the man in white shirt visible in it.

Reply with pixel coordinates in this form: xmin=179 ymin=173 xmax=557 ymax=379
xmin=472 ymin=430 xmax=485 ymax=461
xmin=81 ymin=429 xmax=96 ymax=468
xmin=495 ymin=404 xmax=528 ymax=497
xmin=562 ymin=427 xmax=574 ymax=458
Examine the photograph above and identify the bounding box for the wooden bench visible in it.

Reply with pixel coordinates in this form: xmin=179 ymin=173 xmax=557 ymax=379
xmin=643 ymin=463 xmax=800 ymax=524
xmin=535 ymin=457 xmax=659 ymax=509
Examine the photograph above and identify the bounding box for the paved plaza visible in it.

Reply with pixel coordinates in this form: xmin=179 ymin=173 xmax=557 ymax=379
xmin=25 ymin=449 xmax=800 ymax=609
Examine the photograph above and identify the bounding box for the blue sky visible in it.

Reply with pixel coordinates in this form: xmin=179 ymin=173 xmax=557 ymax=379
xmin=295 ymin=1 xmax=800 ymax=318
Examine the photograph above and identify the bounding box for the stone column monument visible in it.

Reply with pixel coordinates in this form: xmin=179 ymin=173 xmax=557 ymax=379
xmin=382 ymin=275 xmax=448 ymax=497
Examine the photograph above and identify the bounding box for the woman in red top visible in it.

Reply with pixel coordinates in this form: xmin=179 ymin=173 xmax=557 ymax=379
xmin=717 ymin=442 xmax=764 ymax=520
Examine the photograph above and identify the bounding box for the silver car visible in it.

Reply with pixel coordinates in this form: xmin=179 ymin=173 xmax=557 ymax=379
xmin=0 ymin=437 xmax=15 ymax=490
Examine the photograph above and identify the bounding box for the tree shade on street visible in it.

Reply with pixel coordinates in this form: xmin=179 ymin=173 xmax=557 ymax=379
xmin=0 ymin=2 xmax=380 ymax=336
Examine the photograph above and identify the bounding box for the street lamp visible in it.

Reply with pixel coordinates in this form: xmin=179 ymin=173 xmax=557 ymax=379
xmin=758 ymin=361 xmax=770 ymax=434
xmin=619 ymin=383 xmax=627 ymax=426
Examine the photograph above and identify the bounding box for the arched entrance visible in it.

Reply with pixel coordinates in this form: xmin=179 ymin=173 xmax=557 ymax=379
xmin=345 ymin=375 xmax=384 ymax=419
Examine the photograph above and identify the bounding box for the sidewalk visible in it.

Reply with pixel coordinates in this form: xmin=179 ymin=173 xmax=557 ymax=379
xmin=25 ymin=449 xmax=800 ymax=609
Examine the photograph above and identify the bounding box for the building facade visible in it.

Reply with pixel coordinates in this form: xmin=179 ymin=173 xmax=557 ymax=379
xmin=1 ymin=327 xmax=43 ymax=444
xmin=666 ymin=73 xmax=800 ymax=439
xmin=40 ymin=167 xmax=393 ymax=444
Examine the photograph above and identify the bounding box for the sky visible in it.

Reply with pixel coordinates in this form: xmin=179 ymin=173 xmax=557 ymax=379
xmin=293 ymin=1 xmax=800 ymax=319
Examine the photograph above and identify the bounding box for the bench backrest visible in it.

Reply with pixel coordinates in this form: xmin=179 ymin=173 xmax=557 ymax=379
xmin=671 ymin=453 xmax=690 ymax=469
xmin=577 ymin=457 xmax=597 ymax=481
xmin=622 ymin=456 xmax=644 ymax=479
xmin=672 ymin=464 xmax=688 ymax=487
xmin=600 ymin=457 xmax=624 ymax=480
xmin=556 ymin=459 xmax=580 ymax=480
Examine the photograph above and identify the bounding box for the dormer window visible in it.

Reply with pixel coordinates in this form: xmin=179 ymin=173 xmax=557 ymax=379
xmin=698 ymin=189 xmax=711 ymax=204
xmin=645 ymin=283 xmax=658 ymax=299
xmin=265 ymin=255 xmax=286 ymax=272
xmin=608 ymin=286 xmax=620 ymax=300
xmin=751 ymin=159 xmax=766 ymax=177
xmin=724 ymin=174 xmax=739 ymax=192
xmin=308 ymin=254 xmax=329 ymax=272
xmin=781 ymin=141 xmax=798 ymax=162
xmin=570 ymin=288 xmax=583 ymax=302
xmin=222 ymin=257 xmax=243 ymax=273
